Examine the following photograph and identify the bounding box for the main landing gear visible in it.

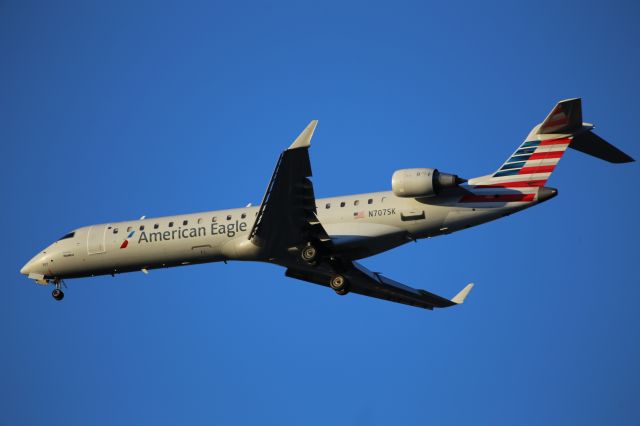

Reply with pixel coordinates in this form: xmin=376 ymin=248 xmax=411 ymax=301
xmin=330 ymin=275 xmax=350 ymax=296
xmin=297 ymin=243 xmax=349 ymax=296
xmin=51 ymin=279 xmax=64 ymax=301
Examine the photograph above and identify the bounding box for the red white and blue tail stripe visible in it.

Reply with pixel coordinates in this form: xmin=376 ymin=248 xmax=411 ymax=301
xmin=460 ymin=98 xmax=633 ymax=205
xmin=481 ymin=136 xmax=572 ymax=188
xmin=460 ymin=135 xmax=571 ymax=204
xmin=461 ymin=99 xmax=583 ymax=204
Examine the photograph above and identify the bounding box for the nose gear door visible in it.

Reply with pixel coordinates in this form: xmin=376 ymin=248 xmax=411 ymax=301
xmin=87 ymin=224 xmax=109 ymax=255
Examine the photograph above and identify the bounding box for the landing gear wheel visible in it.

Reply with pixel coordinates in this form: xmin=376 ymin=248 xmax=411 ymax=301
xmin=329 ymin=275 xmax=349 ymax=294
xmin=301 ymin=245 xmax=318 ymax=262
xmin=52 ymin=288 xmax=64 ymax=301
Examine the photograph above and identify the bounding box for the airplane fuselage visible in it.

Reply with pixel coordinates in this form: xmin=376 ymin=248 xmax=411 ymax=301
xmin=20 ymin=187 xmax=554 ymax=281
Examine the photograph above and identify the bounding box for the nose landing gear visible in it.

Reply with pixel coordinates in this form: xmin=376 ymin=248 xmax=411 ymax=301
xmin=51 ymin=279 xmax=65 ymax=301
xmin=52 ymin=288 xmax=64 ymax=301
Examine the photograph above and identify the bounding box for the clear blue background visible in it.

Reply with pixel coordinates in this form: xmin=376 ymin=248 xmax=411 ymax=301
xmin=2 ymin=1 xmax=639 ymax=425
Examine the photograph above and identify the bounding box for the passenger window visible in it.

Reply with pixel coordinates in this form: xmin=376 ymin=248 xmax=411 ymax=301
xmin=340 ymin=202 xmax=345 ymax=207
xmin=211 ymin=217 xmax=217 ymax=223
xmin=113 ymin=228 xmax=119 ymax=234
xmin=197 ymin=218 xmax=203 ymax=224
xmin=368 ymin=199 xmax=373 ymax=204
xmin=183 ymin=220 xmax=188 ymax=226
xmin=154 ymin=224 xmax=159 ymax=229
xmin=354 ymin=200 xmax=359 ymax=206
xmin=226 ymin=215 xmax=232 ymax=220
xmin=127 ymin=226 xmax=132 ymax=232
xmin=241 ymin=213 xmax=246 ymax=219
xmin=139 ymin=225 xmax=145 ymax=231
xmin=169 ymin=222 xmax=174 ymax=227
xmin=325 ymin=203 xmax=331 ymax=209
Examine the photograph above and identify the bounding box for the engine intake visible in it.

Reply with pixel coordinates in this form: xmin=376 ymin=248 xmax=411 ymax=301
xmin=392 ymin=168 xmax=463 ymax=198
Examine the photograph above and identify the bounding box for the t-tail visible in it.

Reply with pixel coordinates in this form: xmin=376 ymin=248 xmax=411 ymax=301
xmin=467 ymin=98 xmax=634 ymax=196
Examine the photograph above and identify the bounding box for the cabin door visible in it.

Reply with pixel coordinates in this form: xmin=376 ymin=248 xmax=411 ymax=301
xmin=87 ymin=224 xmax=109 ymax=255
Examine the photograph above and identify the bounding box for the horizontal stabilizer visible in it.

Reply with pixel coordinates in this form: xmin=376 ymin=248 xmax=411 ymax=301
xmin=570 ymin=130 xmax=634 ymax=163
xmin=452 ymin=283 xmax=474 ymax=304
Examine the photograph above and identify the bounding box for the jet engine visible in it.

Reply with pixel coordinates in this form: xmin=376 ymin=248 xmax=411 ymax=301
xmin=391 ymin=168 xmax=464 ymax=198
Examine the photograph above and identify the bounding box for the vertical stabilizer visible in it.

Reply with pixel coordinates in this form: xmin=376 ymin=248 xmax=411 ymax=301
xmin=469 ymin=98 xmax=633 ymax=189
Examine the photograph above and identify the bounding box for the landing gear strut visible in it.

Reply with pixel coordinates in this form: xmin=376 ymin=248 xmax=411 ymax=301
xmin=52 ymin=280 xmax=64 ymax=301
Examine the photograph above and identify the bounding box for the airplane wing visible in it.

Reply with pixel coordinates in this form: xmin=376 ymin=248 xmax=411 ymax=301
xmin=285 ymin=261 xmax=474 ymax=310
xmin=248 ymin=121 xmax=331 ymax=255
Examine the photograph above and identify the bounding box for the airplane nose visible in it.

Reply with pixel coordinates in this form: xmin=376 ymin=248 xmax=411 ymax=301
xmin=21 ymin=253 xmax=45 ymax=276
xmin=20 ymin=260 xmax=34 ymax=276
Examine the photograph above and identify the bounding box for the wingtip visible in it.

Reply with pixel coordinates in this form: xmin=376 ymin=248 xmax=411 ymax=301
xmin=558 ymin=97 xmax=581 ymax=103
xmin=288 ymin=120 xmax=318 ymax=150
xmin=452 ymin=283 xmax=474 ymax=304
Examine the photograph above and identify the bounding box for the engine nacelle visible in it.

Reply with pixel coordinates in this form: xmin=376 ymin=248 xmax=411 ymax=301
xmin=391 ymin=168 xmax=462 ymax=198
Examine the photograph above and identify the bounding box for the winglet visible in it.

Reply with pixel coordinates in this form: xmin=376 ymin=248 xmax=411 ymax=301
xmin=451 ymin=283 xmax=474 ymax=304
xmin=288 ymin=120 xmax=318 ymax=150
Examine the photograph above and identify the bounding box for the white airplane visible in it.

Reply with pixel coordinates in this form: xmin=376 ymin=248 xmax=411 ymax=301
xmin=21 ymin=98 xmax=633 ymax=309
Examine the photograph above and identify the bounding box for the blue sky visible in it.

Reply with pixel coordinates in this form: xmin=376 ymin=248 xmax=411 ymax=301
xmin=2 ymin=1 xmax=639 ymax=425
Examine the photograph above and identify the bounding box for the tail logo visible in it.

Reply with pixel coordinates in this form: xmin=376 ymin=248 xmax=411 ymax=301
xmin=489 ymin=137 xmax=572 ymax=186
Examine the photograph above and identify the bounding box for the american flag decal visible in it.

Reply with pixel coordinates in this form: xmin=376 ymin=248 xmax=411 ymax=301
xmin=354 ymin=211 xmax=364 ymax=219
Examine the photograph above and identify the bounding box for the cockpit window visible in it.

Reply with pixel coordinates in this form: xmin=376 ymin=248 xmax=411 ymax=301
xmin=59 ymin=232 xmax=75 ymax=240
